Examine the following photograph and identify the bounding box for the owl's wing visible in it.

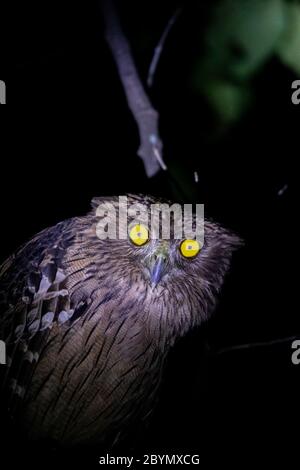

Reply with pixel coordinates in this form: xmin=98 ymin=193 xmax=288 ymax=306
xmin=0 ymin=219 xmax=86 ymax=418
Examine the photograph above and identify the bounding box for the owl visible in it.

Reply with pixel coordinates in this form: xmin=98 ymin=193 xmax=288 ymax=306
xmin=0 ymin=194 xmax=241 ymax=447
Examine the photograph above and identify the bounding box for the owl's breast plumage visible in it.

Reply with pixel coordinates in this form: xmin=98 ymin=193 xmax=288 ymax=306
xmin=22 ymin=290 xmax=165 ymax=444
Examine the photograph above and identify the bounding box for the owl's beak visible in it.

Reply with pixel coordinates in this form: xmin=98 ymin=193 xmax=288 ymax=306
xmin=149 ymin=254 xmax=168 ymax=285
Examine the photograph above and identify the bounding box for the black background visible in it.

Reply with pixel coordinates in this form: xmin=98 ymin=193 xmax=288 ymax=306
xmin=1 ymin=0 xmax=299 ymax=467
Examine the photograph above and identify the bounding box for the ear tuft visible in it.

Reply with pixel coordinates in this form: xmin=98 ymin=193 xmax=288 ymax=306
xmin=221 ymin=230 xmax=244 ymax=252
xmin=91 ymin=195 xmax=119 ymax=210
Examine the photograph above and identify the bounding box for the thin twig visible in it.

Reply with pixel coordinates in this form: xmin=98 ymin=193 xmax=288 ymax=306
xmin=101 ymin=0 xmax=167 ymax=178
xmin=215 ymin=335 xmax=299 ymax=356
xmin=147 ymin=7 xmax=182 ymax=88
xmin=153 ymin=145 xmax=167 ymax=171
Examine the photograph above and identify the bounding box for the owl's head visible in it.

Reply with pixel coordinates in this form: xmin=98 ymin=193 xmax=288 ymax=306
xmin=87 ymin=194 xmax=242 ymax=340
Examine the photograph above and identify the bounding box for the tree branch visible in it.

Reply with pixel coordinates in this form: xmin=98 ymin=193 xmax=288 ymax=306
xmin=147 ymin=7 xmax=182 ymax=88
xmin=101 ymin=0 xmax=167 ymax=178
xmin=214 ymin=335 xmax=299 ymax=356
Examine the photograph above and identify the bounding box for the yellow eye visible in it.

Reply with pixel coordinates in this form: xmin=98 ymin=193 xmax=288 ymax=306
xmin=180 ymin=239 xmax=202 ymax=258
xmin=129 ymin=224 xmax=149 ymax=246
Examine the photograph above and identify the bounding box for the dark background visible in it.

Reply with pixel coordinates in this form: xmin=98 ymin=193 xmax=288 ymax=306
xmin=1 ymin=0 xmax=299 ymax=467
